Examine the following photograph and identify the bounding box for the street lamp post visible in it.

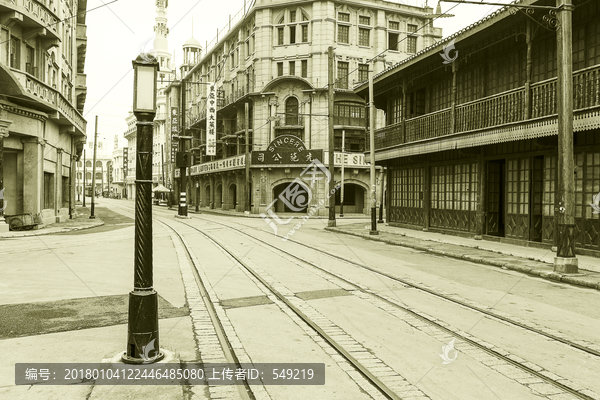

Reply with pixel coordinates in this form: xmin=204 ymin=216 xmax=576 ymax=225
xmin=122 ymin=53 xmax=164 ymax=364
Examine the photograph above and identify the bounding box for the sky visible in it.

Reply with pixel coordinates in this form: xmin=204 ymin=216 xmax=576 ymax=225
xmin=82 ymin=0 xmax=516 ymax=149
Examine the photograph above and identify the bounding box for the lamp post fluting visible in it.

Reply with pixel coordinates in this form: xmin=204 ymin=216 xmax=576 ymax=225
xmin=122 ymin=53 xmax=164 ymax=364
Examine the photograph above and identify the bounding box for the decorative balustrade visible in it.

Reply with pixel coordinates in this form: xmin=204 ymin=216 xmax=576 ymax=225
xmin=12 ymin=69 xmax=86 ymax=133
xmin=374 ymin=64 xmax=600 ymax=151
xmin=406 ymin=109 xmax=451 ymax=142
xmin=456 ymin=87 xmax=524 ymax=132
xmin=531 ymin=79 xmax=556 ymax=118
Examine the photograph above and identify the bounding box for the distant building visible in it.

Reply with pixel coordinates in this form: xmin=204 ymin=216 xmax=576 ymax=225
xmin=0 ymin=0 xmax=88 ymax=228
xmin=166 ymin=0 xmax=441 ymax=214
xmin=124 ymin=0 xmax=173 ymax=200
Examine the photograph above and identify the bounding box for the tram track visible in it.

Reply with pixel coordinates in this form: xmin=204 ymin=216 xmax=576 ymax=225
xmin=178 ymin=214 xmax=598 ymax=400
xmin=109 ymin=202 xmax=598 ymax=399
xmin=193 ymin=214 xmax=600 ymax=360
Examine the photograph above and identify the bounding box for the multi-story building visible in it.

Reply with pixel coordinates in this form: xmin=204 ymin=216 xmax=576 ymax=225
xmin=110 ymin=136 xmax=127 ymax=199
xmin=0 ymin=0 xmax=88 ymax=229
xmin=167 ymin=0 xmax=441 ymax=214
xmin=357 ymin=0 xmax=600 ymax=255
xmin=74 ymin=138 xmax=112 ymax=198
xmin=123 ymin=111 xmax=136 ymax=199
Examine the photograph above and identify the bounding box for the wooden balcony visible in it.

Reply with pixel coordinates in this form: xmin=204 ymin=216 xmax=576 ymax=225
xmin=372 ymin=64 xmax=600 ymax=151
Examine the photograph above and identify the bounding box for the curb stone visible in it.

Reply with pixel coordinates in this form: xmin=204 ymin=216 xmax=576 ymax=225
xmin=325 ymin=226 xmax=600 ymax=292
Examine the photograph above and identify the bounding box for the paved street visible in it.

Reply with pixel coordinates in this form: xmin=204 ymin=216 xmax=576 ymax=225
xmin=1 ymin=198 xmax=599 ymax=399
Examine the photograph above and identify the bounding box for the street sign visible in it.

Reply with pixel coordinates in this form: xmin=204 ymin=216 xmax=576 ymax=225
xmin=206 ymin=82 xmax=217 ymax=156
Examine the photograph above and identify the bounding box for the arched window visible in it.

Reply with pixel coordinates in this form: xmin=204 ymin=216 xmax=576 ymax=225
xmin=86 ymin=172 xmax=91 ymax=180
xmin=285 ymin=97 xmax=299 ymax=125
xmin=96 ymin=161 xmax=102 ymax=168
xmin=86 ymin=161 xmax=92 ymax=167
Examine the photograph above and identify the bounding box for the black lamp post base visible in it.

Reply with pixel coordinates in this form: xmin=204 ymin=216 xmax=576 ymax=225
xmin=123 ymin=290 xmax=163 ymax=364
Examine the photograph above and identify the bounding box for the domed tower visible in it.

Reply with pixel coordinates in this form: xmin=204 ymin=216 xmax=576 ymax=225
xmin=180 ymin=36 xmax=202 ymax=77
xmin=153 ymin=0 xmax=172 ymax=79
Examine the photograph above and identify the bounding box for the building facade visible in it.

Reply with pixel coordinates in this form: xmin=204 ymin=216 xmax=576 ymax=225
xmin=0 ymin=0 xmax=87 ymax=228
xmin=358 ymin=0 xmax=600 ymax=254
xmin=167 ymin=0 xmax=442 ymax=215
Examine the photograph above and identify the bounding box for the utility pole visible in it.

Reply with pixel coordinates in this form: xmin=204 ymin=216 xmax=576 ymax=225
xmin=245 ymin=102 xmax=250 ymax=212
xmin=90 ymin=116 xmax=98 ymax=219
xmin=161 ymin=144 xmax=165 ymax=186
xmin=369 ymin=62 xmax=378 ymax=235
xmin=328 ymin=46 xmax=336 ymax=227
xmin=554 ymin=0 xmax=577 ymax=272
xmin=82 ymin=149 xmax=86 ymax=207
xmin=340 ymin=130 xmax=345 ymax=217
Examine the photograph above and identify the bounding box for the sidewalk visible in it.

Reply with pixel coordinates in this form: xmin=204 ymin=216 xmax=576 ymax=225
xmin=184 ymin=205 xmax=371 ymax=219
xmin=326 ymin=222 xmax=600 ymax=292
xmin=0 ymin=203 xmax=198 ymax=400
xmin=0 ymin=205 xmax=104 ymax=238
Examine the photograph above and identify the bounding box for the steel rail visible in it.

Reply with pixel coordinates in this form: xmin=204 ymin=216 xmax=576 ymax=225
xmin=194 ymin=214 xmax=600 ymax=359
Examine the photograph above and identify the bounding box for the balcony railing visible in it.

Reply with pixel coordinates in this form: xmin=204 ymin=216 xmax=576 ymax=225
xmin=373 ymin=64 xmax=600 ymax=151
xmin=12 ymin=69 xmax=86 ymax=134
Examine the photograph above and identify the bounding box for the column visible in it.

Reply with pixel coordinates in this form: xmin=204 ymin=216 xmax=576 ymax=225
xmin=0 ymin=118 xmax=11 ymax=232
xmin=23 ymin=138 xmax=44 ymax=218
xmin=55 ymin=148 xmax=63 ymax=222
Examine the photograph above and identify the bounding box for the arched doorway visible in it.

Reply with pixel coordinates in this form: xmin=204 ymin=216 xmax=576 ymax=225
xmin=273 ymin=182 xmax=309 ymax=213
xmin=203 ymin=184 xmax=211 ymax=207
xmin=228 ymin=184 xmax=237 ymax=210
xmin=215 ymin=184 xmax=223 ymax=208
xmin=334 ymin=183 xmax=366 ymax=214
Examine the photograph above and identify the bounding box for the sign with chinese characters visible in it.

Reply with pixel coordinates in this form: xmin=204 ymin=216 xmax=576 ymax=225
xmin=206 ymin=83 xmax=217 ymax=156
xmin=251 ymin=134 xmax=322 ymax=166
xmin=170 ymin=107 xmax=179 ymax=134
xmin=122 ymin=147 xmax=128 ymax=177
xmin=190 ymin=155 xmax=246 ymax=176
xmin=171 ymin=140 xmax=179 ymax=163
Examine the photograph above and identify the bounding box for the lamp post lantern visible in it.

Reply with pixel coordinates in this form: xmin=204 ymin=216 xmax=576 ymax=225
xmin=122 ymin=53 xmax=164 ymax=364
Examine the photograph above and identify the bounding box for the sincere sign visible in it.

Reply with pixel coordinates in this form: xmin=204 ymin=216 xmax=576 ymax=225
xmin=251 ymin=134 xmax=323 ymax=166
xmin=206 ymin=83 xmax=217 ymax=156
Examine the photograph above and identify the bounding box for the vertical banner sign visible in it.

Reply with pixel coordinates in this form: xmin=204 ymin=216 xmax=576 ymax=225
xmin=171 ymin=107 xmax=179 ymax=134
xmin=206 ymin=82 xmax=217 ymax=156
xmin=122 ymin=147 xmax=128 ymax=177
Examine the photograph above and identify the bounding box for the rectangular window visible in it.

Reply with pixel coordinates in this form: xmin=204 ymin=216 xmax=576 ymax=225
xmin=359 ymin=16 xmax=370 ymax=25
xmin=336 ymin=61 xmax=348 ymax=89
xmin=388 ymin=32 xmax=399 ymax=51
xmin=289 ymin=61 xmax=295 ymax=76
xmin=277 ymin=62 xmax=283 ymax=77
xmin=1 ymin=27 xmax=9 ymax=65
xmin=277 ymin=27 xmax=284 ymax=45
xmin=407 ymin=36 xmax=417 ymax=54
xmin=26 ymin=45 xmax=34 ymax=75
xmin=301 ymin=60 xmax=308 ymax=78
xmin=389 ymin=21 xmax=399 ymax=30
xmin=359 ymin=28 xmax=370 ymax=46
xmin=338 ymin=25 xmax=349 ymax=44
xmin=44 ymin=172 xmax=54 ymax=209
xmin=290 ymin=26 xmax=296 ymax=44
xmin=290 ymin=10 xmax=296 ymax=22
xmin=407 ymin=24 xmax=417 ymax=33
xmin=338 ymin=13 xmax=350 ymax=22
xmin=301 ymin=24 xmax=308 ymax=42
xmin=10 ymin=36 xmax=20 ymax=69
xmin=358 ymin=63 xmax=368 ymax=83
